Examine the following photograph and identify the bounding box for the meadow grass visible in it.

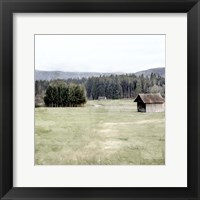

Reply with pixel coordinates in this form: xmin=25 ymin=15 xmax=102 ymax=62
xmin=35 ymin=99 xmax=165 ymax=165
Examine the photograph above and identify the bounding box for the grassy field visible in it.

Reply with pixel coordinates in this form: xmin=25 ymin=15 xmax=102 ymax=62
xmin=35 ymin=99 xmax=165 ymax=165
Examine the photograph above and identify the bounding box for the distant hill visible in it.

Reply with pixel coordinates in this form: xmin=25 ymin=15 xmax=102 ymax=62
xmin=135 ymin=67 xmax=165 ymax=77
xmin=35 ymin=67 xmax=165 ymax=81
xmin=35 ymin=70 xmax=123 ymax=81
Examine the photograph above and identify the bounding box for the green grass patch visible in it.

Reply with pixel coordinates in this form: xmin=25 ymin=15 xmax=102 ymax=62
xmin=35 ymin=99 xmax=165 ymax=165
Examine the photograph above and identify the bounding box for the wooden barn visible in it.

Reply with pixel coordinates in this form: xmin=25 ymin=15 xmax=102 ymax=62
xmin=134 ymin=93 xmax=165 ymax=113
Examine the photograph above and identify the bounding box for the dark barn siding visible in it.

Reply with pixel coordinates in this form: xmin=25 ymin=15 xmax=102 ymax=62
xmin=137 ymin=102 xmax=146 ymax=112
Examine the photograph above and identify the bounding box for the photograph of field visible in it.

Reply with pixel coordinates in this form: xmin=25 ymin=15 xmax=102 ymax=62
xmin=35 ymin=34 xmax=165 ymax=165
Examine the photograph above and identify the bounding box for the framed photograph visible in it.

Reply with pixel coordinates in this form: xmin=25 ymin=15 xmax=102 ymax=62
xmin=34 ymin=34 xmax=166 ymax=166
xmin=0 ymin=0 xmax=200 ymax=199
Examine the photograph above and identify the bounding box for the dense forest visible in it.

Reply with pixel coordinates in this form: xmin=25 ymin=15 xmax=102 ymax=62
xmin=35 ymin=73 xmax=165 ymax=106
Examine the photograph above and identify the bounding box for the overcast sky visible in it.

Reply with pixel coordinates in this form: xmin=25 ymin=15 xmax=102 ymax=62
xmin=35 ymin=35 xmax=165 ymax=73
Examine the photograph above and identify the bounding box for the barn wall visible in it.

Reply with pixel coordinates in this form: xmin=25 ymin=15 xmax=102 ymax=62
xmin=146 ymin=103 xmax=165 ymax=112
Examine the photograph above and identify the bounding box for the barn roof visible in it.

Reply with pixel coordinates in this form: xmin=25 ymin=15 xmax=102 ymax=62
xmin=134 ymin=93 xmax=165 ymax=104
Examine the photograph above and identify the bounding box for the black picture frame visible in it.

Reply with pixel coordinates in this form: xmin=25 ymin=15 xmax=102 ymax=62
xmin=0 ymin=0 xmax=200 ymax=199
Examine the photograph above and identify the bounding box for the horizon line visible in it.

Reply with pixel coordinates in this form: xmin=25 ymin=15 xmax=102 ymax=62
xmin=35 ymin=67 xmax=165 ymax=74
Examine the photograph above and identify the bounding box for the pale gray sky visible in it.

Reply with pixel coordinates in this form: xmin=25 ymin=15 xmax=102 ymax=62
xmin=35 ymin=35 xmax=165 ymax=73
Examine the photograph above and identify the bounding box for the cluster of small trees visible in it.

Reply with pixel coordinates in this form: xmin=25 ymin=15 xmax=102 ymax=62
xmin=43 ymin=84 xmax=86 ymax=107
xmin=35 ymin=79 xmax=86 ymax=97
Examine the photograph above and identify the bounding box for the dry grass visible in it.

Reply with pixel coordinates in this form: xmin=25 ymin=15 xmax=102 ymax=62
xmin=35 ymin=99 xmax=165 ymax=165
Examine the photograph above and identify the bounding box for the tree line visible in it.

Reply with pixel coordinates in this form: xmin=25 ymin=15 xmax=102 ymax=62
xmin=86 ymin=73 xmax=165 ymax=99
xmin=35 ymin=73 xmax=165 ymax=106
xmin=43 ymin=84 xmax=86 ymax=107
